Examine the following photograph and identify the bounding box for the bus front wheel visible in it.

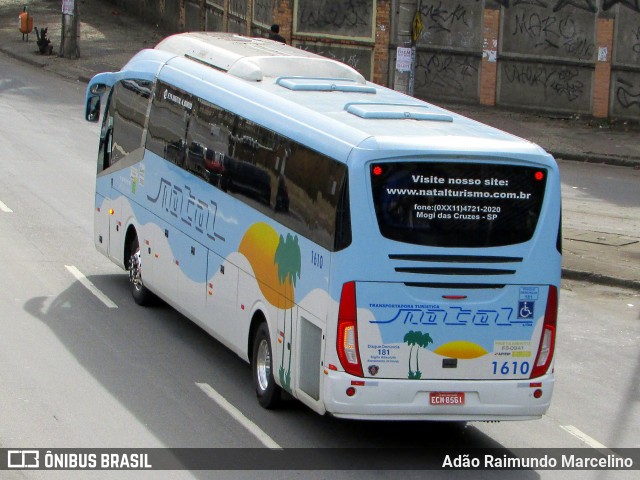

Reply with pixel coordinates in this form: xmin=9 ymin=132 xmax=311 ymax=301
xmin=252 ymin=323 xmax=282 ymax=409
xmin=128 ymin=237 xmax=153 ymax=306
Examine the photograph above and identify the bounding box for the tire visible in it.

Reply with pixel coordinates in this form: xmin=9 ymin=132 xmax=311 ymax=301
xmin=128 ymin=235 xmax=153 ymax=306
xmin=252 ymin=323 xmax=282 ymax=409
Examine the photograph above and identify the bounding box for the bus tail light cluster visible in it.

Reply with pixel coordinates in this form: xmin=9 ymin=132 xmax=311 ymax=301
xmin=337 ymin=281 xmax=363 ymax=378
xmin=530 ymin=285 xmax=558 ymax=379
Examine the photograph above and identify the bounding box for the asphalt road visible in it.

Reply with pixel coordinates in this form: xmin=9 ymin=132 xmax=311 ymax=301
xmin=560 ymin=161 xmax=640 ymax=238
xmin=0 ymin=55 xmax=638 ymax=479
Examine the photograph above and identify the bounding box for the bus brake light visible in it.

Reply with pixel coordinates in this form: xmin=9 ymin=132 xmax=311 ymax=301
xmin=530 ymin=285 xmax=557 ymax=379
xmin=337 ymin=281 xmax=363 ymax=377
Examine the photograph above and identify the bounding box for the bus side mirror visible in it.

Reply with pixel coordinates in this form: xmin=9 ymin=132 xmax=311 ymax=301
xmin=86 ymin=94 xmax=101 ymax=122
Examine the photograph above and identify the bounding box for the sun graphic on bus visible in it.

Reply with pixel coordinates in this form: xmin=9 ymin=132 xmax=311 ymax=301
xmin=433 ymin=340 xmax=488 ymax=360
xmin=237 ymin=222 xmax=298 ymax=309
xmin=238 ymin=222 xmax=301 ymax=393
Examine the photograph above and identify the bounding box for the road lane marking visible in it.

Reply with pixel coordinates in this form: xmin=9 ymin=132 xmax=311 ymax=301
xmin=64 ymin=265 xmax=118 ymax=309
xmin=561 ymin=425 xmax=607 ymax=449
xmin=195 ymin=382 xmax=282 ymax=450
xmin=559 ymin=425 xmax=628 ymax=461
xmin=0 ymin=199 xmax=13 ymax=212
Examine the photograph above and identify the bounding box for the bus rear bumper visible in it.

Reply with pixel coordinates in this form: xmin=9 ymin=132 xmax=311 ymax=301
xmin=322 ymin=371 xmax=554 ymax=421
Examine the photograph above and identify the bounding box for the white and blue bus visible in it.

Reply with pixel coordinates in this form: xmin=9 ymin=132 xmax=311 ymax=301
xmin=85 ymin=33 xmax=560 ymax=421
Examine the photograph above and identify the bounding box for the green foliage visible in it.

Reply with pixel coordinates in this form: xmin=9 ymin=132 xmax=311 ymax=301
xmin=404 ymin=330 xmax=434 ymax=380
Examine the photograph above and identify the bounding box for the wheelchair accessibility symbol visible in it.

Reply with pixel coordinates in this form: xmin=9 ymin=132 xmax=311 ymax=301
xmin=518 ymin=301 xmax=535 ymax=319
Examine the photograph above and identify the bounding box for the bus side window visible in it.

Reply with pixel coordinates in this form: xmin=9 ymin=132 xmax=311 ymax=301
xmin=147 ymin=87 xmax=351 ymax=252
xmin=185 ymin=100 xmax=218 ymax=183
xmin=147 ymin=81 xmax=193 ymax=167
xmin=334 ymin=177 xmax=352 ymax=251
xmin=281 ymin=142 xmax=348 ymax=250
xmin=98 ymin=79 xmax=151 ymax=173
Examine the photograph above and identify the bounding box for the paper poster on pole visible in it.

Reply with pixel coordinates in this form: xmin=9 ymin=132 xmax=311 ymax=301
xmin=396 ymin=47 xmax=412 ymax=73
xmin=62 ymin=0 xmax=75 ymax=15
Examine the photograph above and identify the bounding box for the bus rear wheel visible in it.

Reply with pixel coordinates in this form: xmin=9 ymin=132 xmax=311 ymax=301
xmin=128 ymin=236 xmax=153 ymax=306
xmin=252 ymin=323 xmax=282 ymax=409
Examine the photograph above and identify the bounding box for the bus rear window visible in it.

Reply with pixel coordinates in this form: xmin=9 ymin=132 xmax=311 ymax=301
xmin=370 ymin=162 xmax=547 ymax=248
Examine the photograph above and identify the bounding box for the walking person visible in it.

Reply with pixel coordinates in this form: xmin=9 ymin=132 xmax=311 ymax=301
xmin=268 ymin=24 xmax=286 ymax=44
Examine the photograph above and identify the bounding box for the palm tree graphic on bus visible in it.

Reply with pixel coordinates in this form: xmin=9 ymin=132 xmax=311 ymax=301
xmin=274 ymin=232 xmax=301 ymax=392
xmin=404 ymin=330 xmax=434 ymax=379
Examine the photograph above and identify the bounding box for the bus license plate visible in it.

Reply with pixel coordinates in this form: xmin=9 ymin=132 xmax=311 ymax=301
xmin=429 ymin=392 xmax=465 ymax=406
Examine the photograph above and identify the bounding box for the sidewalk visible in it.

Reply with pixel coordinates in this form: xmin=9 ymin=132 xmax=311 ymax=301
xmin=1 ymin=0 xmax=639 ymax=290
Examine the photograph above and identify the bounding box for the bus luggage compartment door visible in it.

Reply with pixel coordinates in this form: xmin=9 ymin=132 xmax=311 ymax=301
xmin=94 ymin=193 xmax=110 ymax=257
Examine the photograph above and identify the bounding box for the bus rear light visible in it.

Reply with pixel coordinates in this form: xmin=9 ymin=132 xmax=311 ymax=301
xmin=346 ymin=387 xmax=356 ymax=397
xmin=530 ymin=285 xmax=558 ymax=379
xmin=343 ymin=326 xmax=357 ymax=363
xmin=533 ymin=389 xmax=543 ymax=399
xmin=537 ymin=329 xmax=553 ymax=363
xmin=337 ymin=281 xmax=363 ymax=377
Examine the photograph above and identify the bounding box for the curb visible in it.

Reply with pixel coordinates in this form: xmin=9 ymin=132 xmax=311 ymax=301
xmin=0 ymin=45 xmax=49 ymax=69
xmin=562 ymin=268 xmax=640 ymax=291
xmin=551 ymin=151 xmax=640 ymax=169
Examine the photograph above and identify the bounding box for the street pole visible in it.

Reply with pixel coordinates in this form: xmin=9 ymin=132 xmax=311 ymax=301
xmin=60 ymin=0 xmax=80 ymax=58
xmin=393 ymin=4 xmax=421 ymax=96
xmin=408 ymin=2 xmax=423 ymax=97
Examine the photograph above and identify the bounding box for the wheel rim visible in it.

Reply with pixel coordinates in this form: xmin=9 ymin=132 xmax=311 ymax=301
xmin=256 ymin=338 xmax=271 ymax=392
xmin=129 ymin=250 xmax=143 ymax=291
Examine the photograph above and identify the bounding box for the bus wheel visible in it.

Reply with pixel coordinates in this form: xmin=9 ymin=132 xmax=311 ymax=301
xmin=252 ymin=323 xmax=282 ymax=409
xmin=128 ymin=237 xmax=152 ymax=306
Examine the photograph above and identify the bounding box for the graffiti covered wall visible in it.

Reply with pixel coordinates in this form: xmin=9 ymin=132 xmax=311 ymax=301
xmin=610 ymin=3 xmax=640 ymax=117
xmin=104 ymin=0 xmax=640 ymax=120
xmin=411 ymin=0 xmax=484 ymax=103
xmin=498 ymin=0 xmax=598 ymax=113
xmin=293 ymin=0 xmax=377 ymax=79
xmin=402 ymin=0 xmax=640 ymax=119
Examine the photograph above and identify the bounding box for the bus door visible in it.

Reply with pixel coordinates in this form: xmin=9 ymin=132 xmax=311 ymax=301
xmin=95 ymin=88 xmax=115 ymax=260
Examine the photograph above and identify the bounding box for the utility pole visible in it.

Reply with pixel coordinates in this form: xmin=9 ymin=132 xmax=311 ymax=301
xmin=394 ymin=3 xmax=422 ymax=96
xmin=60 ymin=0 xmax=80 ymax=58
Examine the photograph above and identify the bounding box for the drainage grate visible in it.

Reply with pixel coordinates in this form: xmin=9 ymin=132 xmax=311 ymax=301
xmin=565 ymin=231 xmax=639 ymax=247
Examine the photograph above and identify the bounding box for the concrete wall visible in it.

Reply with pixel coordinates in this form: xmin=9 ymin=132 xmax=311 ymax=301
xmin=412 ymin=0 xmax=484 ymax=103
xmin=498 ymin=1 xmax=598 ymax=114
xmin=400 ymin=0 xmax=640 ymax=121
xmin=104 ymin=0 xmax=640 ymax=121
xmin=610 ymin=8 xmax=640 ymax=119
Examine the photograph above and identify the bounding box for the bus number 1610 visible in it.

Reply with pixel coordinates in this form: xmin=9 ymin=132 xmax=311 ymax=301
xmin=491 ymin=361 xmax=530 ymax=375
xmin=311 ymin=250 xmax=324 ymax=269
